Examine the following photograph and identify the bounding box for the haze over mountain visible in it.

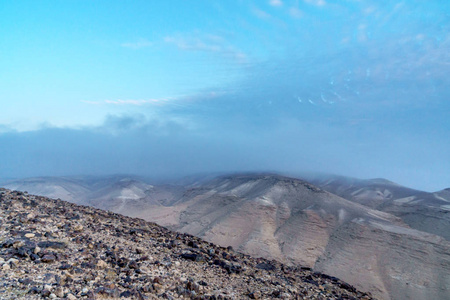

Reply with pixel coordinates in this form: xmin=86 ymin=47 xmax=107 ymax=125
xmin=3 ymin=173 xmax=449 ymax=300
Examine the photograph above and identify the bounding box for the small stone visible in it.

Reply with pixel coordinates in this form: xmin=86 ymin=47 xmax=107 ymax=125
xmin=7 ymin=258 xmax=18 ymax=265
xmin=34 ymin=246 xmax=41 ymax=254
xmin=105 ymin=268 xmax=117 ymax=280
xmin=44 ymin=284 xmax=53 ymax=292
xmin=41 ymin=289 xmax=51 ymax=297
xmin=120 ymin=290 xmax=133 ymax=297
xmin=25 ymin=233 xmax=35 ymax=238
xmin=186 ymin=281 xmax=199 ymax=292
xmin=153 ymin=276 xmax=163 ymax=284
xmin=58 ymin=262 xmax=72 ymax=270
xmin=153 ymin=283 xmax=163 ymax=292
xmin=38 ymin=241 xmax=66 ymax=250
xmin=248 ymin=291 xmax=261 ymax=299
xmin=2 ymin=263 xmax=10 ymax=270
xmin=73 ymin=224 xmax=83 ymax=232
xmin=13 ymin=240 xmax=25 ymax=249
xmin=128 ymin=260 xmax=138 ymax=269
xmin=41 ymin=254 xmax=57 ymax=263
xmin=54 ymin=287 xmax=64 ymax=298
xmin=96 ymin=259 xmax=108 ymax=269
xmin=49 ymin=293 xmax=57 ymax=299
xmin=67 ymin=293 xmax=77 ymax=300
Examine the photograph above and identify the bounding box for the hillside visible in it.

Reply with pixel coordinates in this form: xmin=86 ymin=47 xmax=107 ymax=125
xmin=0 ymin=188 xmax=372 ymax=299
xmin=140 ymin=174 xmax=450 ymax=300
xmin=306 ymin=175 xmax=450 ymax=240
xmin=3 ymin=174 xmax=450 ymax=300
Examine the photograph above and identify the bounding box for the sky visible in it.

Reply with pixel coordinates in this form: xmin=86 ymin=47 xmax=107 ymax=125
xmin=0 ymin=0 xmax=449 ymax=191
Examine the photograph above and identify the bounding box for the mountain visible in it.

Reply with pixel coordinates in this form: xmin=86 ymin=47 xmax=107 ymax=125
xmin=0 ymin=176 xmax=184 ymax=216
xmin=0 ymin=188 xmax=372 ymax=299
xmin=0 ymin=176 xmax=92 ymax=205
xmin=141 ymin=174 xmax=450 ymax=300
xmin=3 ymin=173 xmax=450 ymax=300
xmin=306 ymin=175 xmax=450 ymax=240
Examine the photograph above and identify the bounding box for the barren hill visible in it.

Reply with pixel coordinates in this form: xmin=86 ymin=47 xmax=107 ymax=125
xmin=306 ymin=175 xmax=450 ymax=240
xmin=139 ymin=174 xmax=449 ymax=300
xmin=0 ymin=188 xmax=371 ymax=299
xmin=3 ymin=174 xmax=450 ymax=300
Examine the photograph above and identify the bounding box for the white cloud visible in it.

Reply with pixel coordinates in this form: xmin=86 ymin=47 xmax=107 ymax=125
xmin=121 ymin=38 xmax=152 ymax=49
xmin=289 ymin=7 xmax=303 ymax=18
xmin=164 ymin=36 xmax=221 ymax=52
xmin=252 ymin=7 xmax=272 ymax=20
xmin=82 ymin=91 xmax=228 ymax=108
xmin=304 ymin=0 xmax=326 ymax=7
xmin=269 ymin=0 xmax=283 ymax=7
xmin=83 ymin=98 xmax=173 ymax=106
xmin=164 ymin=33 xmax=248 ymax=63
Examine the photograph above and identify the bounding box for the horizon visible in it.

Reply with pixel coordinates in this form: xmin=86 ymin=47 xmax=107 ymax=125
xmin=0 ymin=170 xmax=445 ymax=193
xmin=1 ymin=0 xmax=449 ymax=192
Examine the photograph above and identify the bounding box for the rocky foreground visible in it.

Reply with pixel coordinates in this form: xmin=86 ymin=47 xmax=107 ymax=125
xmin=0 ymin=188 xmax=373 ymax=299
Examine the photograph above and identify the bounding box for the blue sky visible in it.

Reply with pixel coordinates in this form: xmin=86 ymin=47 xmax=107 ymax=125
xmin=1 ymin=0 xmax=449 ymax=191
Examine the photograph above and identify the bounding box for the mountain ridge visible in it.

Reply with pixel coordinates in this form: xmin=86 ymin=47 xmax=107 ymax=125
xmin=2 ymin=173 xmax=450 ymax=300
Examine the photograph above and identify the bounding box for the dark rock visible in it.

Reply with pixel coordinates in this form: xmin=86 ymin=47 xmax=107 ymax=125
xmin=28 ymin=286 xmax=41 ymax=294
xmin=153 ymin=276 xmax=163 ymax=284
xmin=181 ymin=252 xmax=204 ymax=262
xmin=128 ymin=260 xmax=139 ymax=269
xmin=120 ymin=290 xmax=133 ymax=297
xmin=38 ymin=241 xmax=66 ymax=250
xmin=255 ymin=262 xmax=276 ymax=271
xmin=186 ymin=280 xmax=199 ymax=292
xmin=58 ymin=262 xmax=72 ymax=270
xmin=41 ymin=254 xmax=57 ymax=263
xmin=41 ymin=289 xmax=51 ymax=297
xmin=18 ymin=278 xmax=33 ymax=285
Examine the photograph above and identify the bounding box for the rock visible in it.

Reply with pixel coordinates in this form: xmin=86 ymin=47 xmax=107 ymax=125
xmin=105 ymin=268 xmax=118 ymax=281
xmin=28 ymin=286 xmax=41 ymax=294
xmin=120 ymin=290 xmax=133 ymax=297
xmin=128 ymin=260 xmax=139 ymax=269
xmin=25 ymin=233 xmax=35 ymax=238
xmin=41 ymin=289 xmax=51 ymax=297
xmin=96 ymin=259 xmax=108 ymax=269
xmin=54 ymin=286 xmax=64 ymax=298
xmin=44 ymin=284 xmax=53 ymax=292
xmin=248 ymin=290 xmax=261 ymax=299
xmin=66 ymin=293 xmax=77 ymax=300
xmin=186 ymin=281 xmax=200 ymax=292
xmin=38 ymin=241 xmax=66 ymax=250
xmin=255 ymin=262 xmax=276 ymax=271
xmin=58 ymin=262 xmax=72 ymax=270
xmin=73 ymin=224 xmax=83 ymax=232
xmin=41 ymin=254 xmax=57 ymax=263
